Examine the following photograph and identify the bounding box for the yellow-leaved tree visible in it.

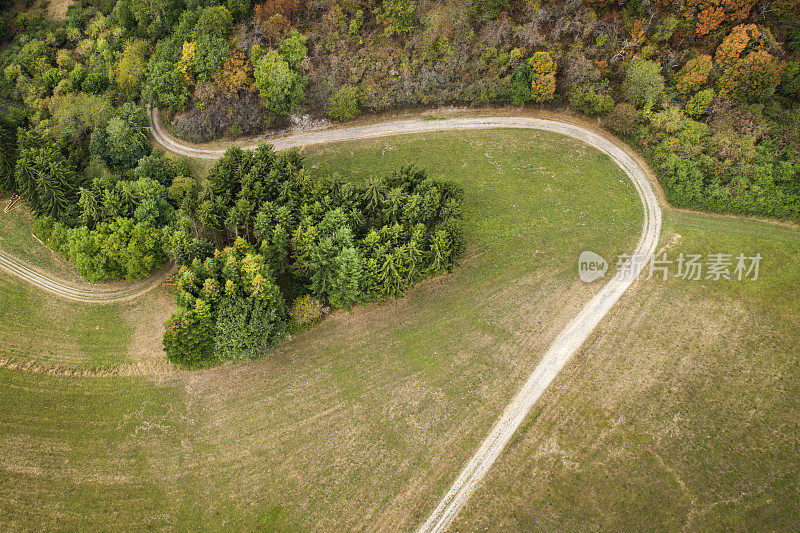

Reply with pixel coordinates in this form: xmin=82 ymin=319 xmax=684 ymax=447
xmin=529 ymin=51 xmax=556 ymax=103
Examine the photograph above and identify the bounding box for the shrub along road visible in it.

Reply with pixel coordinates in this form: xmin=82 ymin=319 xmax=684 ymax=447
xmin=150 ymin=110 xmax=663 ymax=532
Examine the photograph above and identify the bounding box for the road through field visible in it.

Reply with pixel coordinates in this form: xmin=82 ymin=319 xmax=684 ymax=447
xmin=150 ymin=109 xmax=662 ymax=531
xmin=0 ymin=249 xmax=174 ymax=303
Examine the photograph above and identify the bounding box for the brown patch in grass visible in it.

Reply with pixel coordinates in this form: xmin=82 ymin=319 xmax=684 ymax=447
xmin=46 ymin=0 xmax=73 ymax=19
xmin=453 ymin=241 xmax=800 ymax=530
xmin=122 ymin=286 xmax=178 ymax=376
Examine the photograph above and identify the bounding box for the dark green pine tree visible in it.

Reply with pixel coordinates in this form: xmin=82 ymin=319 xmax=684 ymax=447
xmin=378 ymin=248 xmax=405 ymax=298
xmin=0 ymin=116 xmax=19 ymax=192
xmin=14 ymin=130 xmax=80 ymax=219
xmin=510 ymin=62 xmax=533 ymax=106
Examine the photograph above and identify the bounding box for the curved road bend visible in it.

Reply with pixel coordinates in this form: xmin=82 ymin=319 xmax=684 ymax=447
xmin=0 ymin=250 xmax=174 ymax=303
xmin=109 ymin=110 xmax=658 ymax=528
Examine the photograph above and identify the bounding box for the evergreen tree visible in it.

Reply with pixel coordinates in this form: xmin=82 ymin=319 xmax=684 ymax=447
xmin=164 ymin=299 xmax=216 ymax=367
xmin=361 ymin=176 xmax=387 ymax=216
xmin=378 ymin=249 xmax=406 ymax=297
xmin=510 ymin=62 xmax=532 ymax=105
xmin=14 ymin=129 xmax=80 ymax=220
xmin=213 ymin=283 xmax=286 ymax=360
xmin=0 ymin=113 xmax=20 ymax=192
xmin=328 ymin=245 xmax=364 ymax=309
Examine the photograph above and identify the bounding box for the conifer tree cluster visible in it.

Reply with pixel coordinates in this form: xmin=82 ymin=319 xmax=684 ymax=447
xmin=162 ymin=144 xmax=465 ymax=365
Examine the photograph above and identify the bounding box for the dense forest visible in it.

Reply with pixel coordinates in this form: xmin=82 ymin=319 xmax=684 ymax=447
xmin=0 ymin=0 xmax=798 ymax=362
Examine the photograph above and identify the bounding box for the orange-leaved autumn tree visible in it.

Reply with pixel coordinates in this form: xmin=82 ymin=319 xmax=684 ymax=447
xmin=719 ymin=0 xmax=759 ymax=23
xmin=696 ymin=6 xmax=725 ymax=35
xmin=625 ymin=20 xmax=647 ymax=59
xmin=676 ymin=54 xmax=713 ymax=95
xmin=253 ymin=0 xmax=300 ymax=26
xmin=529 ymin=51 xmax=556 ymax=103
xmin=684 ymin=0 xmax=759 ymax=34
xmin=263 ymin=14 xmax=292 ymax=43
xmin=713 ymin=25 xmax=782 ymax=103
xmin=715 ymin=23 xmax=760 ymax=66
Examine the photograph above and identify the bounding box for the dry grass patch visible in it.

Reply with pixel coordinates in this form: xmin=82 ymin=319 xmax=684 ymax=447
xmin=454 ymin=210 xmax=800 ymax=530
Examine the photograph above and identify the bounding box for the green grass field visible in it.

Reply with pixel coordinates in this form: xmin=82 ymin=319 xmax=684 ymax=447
xmin=0 ymin=197 xmax=73 ymax=278
xmin=0 ymin=272 xmax=134 ymax=369
xmin=4 ymin=128 xmax=796 ymax=530
xmin=0 ymin=370 xmax=185 ymax=529
xmin=0 ymin=198 xmax=175 ymax=372
xmin=0 ymin=129 xmax=644 ymax=529
xmin=0 ymin=196 xmax=136 ymax=369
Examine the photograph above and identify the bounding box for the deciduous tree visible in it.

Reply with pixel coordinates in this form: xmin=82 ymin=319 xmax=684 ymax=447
xmin=326 ymin=84 xmax=360 ymax=121
xmin=279 ymin=29 xmax=307 ymax=70
xmin=528 ymin=51 xmax=556 ymax=103
xmin=623 ymin=59 xmax=665 ymax=110
xmin=219 ymin=48 xmax=253 ymax=95
xmin=253 ymin=0 xmax=300 ymax=25
xmin=715 ymin=24 xmax=759 ymax=67
xmin=374 ymin=0 xmax=417 ymax=36
xmin=778 ymin=61 xmax=800 ymax=97
xmin=253 ymin=50 xmax=306 ymax=115
xmin=685 ymin=89 xmax=715 ymax=117
xmin=115 ymin=39 xmax=148 ymax=98
xmin=676 ymin=55 xmax=713 ymax=96
xmin=89 ymin=103 xmax=150 ymax=170
xmin=194 ymin=5 xmax=233 ymax=39
xmin=718 ymin=50 xmax=782 ymax=103
xmin=144 ymin=39 xmax=190 ymax=110
xmin=696 ymin=7 xmax=725 ymax=35
xmin=193 ymin=35 xmax=230 ymax=83
xmin=569 ymin=82 xmax=614 ymax=116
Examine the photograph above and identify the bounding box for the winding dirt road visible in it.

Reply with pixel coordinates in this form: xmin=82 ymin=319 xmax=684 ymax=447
xmin=0 ymin=108 xmax=662 ymax=527
xmin=0 ymin=249 xmax=174 ymax=303
xmin=150 ymin=109 xmax=662 ymax=531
